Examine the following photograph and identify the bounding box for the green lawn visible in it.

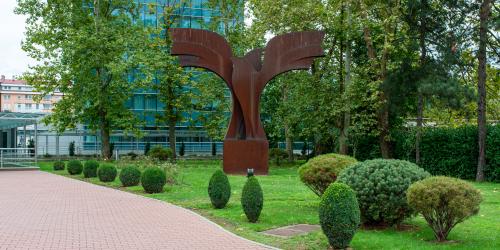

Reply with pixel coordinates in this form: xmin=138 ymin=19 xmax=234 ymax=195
xmin=38 ymin=160 xmax=500 ymax=250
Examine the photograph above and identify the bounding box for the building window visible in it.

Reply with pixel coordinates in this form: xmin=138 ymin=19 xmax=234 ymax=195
xmin=26 ymin=103 xmax=32 ymax=109
xmin=17 ymin=95 xmax=21 ymax=99
xmin=25 ymin=94 xmax=32 ymax=99
xmin=43 ymin=95 xmax=51 ymax=101
xmin=3 ymin=94 xmax=10 ymax=100
xmin=43 ymin=104 xmax=51 ymax=109
xmin=134 ymin=95 xmax=145 ymax=110
xmin=36 ymin=104 xmax=39 ymax=110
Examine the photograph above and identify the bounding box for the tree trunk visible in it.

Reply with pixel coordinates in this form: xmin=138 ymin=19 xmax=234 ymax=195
xmin=339 ymin=1 xmax=352 ymax=155
xmin=476 ymin=0 xmax=491 ymax=181
xmin=282 ymin=83 xmax=294 ymax=162
xmin=285 ymin=128 xmax=293 ymax=162
xmin=378 ymin=103 xmax=391 ymax=159
xmin=360 ymin=2 xmax=392 ymax=158
xmin=416 ymin=0 xmax=428 ymax=165
xmin=168 ymin=118 xmax=176 ymax=161
xmin=99 ymin=110 xmax=111 ymax=160
xmin=416 ymin=94 xmax=423 ymax=164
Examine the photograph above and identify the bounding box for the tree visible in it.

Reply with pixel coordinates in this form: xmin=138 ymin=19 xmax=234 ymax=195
xmin=142 ymin=5 xmax=193 ymax=161
xmin=16 ymin=0 xmax=148 ymax=159
xmin=476 ymin=0 xmax=494 ymax=181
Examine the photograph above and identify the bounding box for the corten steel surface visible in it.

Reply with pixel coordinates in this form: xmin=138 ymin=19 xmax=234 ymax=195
xmin=171 ymin=28 xmax=325 ymax=174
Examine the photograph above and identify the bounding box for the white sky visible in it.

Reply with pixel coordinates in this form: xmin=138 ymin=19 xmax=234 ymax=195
xmin=0 ymin=0 xmax=36 ymax=79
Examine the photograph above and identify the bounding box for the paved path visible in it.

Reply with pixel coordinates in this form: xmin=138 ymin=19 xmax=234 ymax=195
xmin=0 ymin=171 xmax=270 ymax=250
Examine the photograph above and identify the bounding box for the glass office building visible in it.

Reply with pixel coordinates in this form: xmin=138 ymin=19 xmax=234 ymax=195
xmin=83 ymin=0 xmax=241 ymax=152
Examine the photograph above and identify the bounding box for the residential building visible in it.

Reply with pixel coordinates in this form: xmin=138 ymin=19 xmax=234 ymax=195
xmin=0 ymin=75 xmax=63 ymax=113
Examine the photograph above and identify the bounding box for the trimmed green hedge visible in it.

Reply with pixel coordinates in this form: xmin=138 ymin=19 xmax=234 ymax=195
xmin=352 ymin=125 xmax=499 ymax=181
xmin=319 ymin=183 xmax=360 ymax=249
xmin=83 ymin=160 xmax=99 ymax=178
xmin=208 ymin=170 xmax=231 ymax=209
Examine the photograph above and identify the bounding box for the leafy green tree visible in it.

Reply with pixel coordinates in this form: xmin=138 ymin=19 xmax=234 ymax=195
xmin=142 ymin=5 xmax=193 ymax=161
xmin=16 ymin=0 xmax=148 ymax=159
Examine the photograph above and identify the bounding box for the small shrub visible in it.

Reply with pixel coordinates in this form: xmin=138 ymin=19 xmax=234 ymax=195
xmin=97 ymin=163 xmax=117 ymax=182
xmin=269 ymin=148 xmax=288 ymax=166
xmin=68 ymin=141 xmax=75 ymax=156
xmin=179 ymin=142 xmax=185 ymax=156
xmin=338 ymin=159 xmax=430 ymax=226
xmin=208 ymin=170 xmax=231 ymax=209
xmin=53 ymin=161 xmax=65 ymax=171
xmin=141 ymin=167 xmax=167 ymax=193
xmin=126 ymin=152 xmax=138 ymax=160
xmin=211 ymin=142 xmax=217 ymax=156
xmin=407 ymin=176 xmax=482 ymax=242
xmin=148 ymin=146 xmax=173 ymax=161
xmin=119 ymin=165 xmax=141 ymax=187
xmin=83 ymin=160 xmax=99 ymax=178
xmin=144 ymin=142 xmax=151 ymax=155
xmin=320 ymin=183 xmax=360 ymax=249
xmin=67 ymin=160 xmax=83 ymax=175
xmin=241 ymin=176 xmax=263 ymax=223
xmin=298 ymin=153 xmax=357 ymax=196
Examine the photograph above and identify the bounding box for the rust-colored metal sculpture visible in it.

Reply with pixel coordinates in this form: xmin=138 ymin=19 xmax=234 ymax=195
xmin=171 ymin=28 xmax=325 ymax=175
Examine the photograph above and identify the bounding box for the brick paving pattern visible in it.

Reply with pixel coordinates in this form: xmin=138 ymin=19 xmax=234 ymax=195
xmin=0 ymin=171 xmax=271 ymax=250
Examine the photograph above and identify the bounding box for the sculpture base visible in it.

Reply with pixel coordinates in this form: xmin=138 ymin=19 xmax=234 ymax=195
xmin=223 ymin=139 xmax=269 ymax=175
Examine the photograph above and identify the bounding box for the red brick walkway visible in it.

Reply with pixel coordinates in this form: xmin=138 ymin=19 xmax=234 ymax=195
xmin=0 ymin=171 xmax=271 ymax=250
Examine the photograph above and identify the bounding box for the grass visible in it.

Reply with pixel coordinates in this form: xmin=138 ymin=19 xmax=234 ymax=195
xmin=38 ymin=159 xmax=500 ymax=250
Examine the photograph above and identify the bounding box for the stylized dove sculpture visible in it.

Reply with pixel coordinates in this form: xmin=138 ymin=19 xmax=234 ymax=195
xmin=171 ymin=28 xmax=325 ymax=139
xmin=170 ymin=28 xmax=325 ymax=174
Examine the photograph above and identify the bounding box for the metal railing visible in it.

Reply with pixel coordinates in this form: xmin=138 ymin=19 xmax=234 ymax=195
xmin=0 ymin=148 xmax=37 ymax=169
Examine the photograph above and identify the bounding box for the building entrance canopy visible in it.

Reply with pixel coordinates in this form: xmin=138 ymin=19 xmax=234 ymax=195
xmin=0 ymin=112 xmax=45 ymax=129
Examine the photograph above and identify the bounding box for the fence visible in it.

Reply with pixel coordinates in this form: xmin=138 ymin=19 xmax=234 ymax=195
xmin=0 ymin=148 xmax=37 ymax=169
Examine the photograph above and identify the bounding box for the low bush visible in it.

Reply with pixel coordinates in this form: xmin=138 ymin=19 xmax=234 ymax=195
xmin=338 ymin=159 xmax=430 ymax=226
xmin=269 ymin=148 xmax=288 ymax=166
xmin=53 ymin=161 xmax=65 ymax=171
xmin=141 ymin=167 xmax=167 ymax=193
xmin=298 ymin=153 xmax=357 ymax=196
xmin=148 ymin=146 xmax=173 ymax=161
xmin=97 ymin=163 xmax=117 ymax=182
xmin=320 ymin=183 xmax=360 ymax=249
xmin=126 ymin=152 xmax=138 ymax=160
xmin=407 ymin=176 xmax=482 ymax=242
xmin=241 ymin=176 xmax=263 ymax=223
xmin=119 ymin=165 xmax=141 ymax=187
xmin=83 ymin=160 xmax=99 ymax=178
xmin=208 ymin=170 xmax=231 ymax=209
xmin=67 ymin=160 xmax=83 ymax=175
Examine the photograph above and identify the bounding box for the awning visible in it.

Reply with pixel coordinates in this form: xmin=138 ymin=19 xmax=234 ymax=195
xmin=0 ymin=112 xmax=45 ymax=129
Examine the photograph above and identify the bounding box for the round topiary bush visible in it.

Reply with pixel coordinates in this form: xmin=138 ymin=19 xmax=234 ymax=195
xmin=119 ymin=165 xmax=141 ymax=187
xmin=338 ymin=159 xmax=430 ymax=226
xmin=407 ymin=176 xmax=482 ymax=242
xmin=320 ymin=182 xmax=360 ymax=249
xmin=53 ymin=161 xmax=65 ymax=171
xmin=141 ymin=167 xmax=167 ymax=193
xmin=67 ymin=160 xmax=83 ymax=175
xmin=97 ymin=163 xmax=117 ymax=182
xmin=208 ymin=170 xmax=231 ymax=209
xmin=298 ymin=153 xmax=357 ymax=196
xmin=241 ymin=176 xmax=263 ymax=223
xmin=148 ymin=146 xmax=173 ymax=161
xmin=83 ymin=160 xmax=99 ymax=178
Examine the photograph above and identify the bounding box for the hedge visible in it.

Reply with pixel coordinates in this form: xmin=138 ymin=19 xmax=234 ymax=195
xmin=352 ymin=125 xmax=499 ymax=181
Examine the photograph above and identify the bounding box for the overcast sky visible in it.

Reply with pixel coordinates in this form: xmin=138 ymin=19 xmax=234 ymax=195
xmin=0 ymin=0 xmax=35 ymax=79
